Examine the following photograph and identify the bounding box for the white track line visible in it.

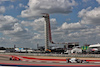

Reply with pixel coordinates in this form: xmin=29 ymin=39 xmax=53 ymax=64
xmin=59 ymin=61 xmax=66 ymax=63
xmin=94 ymin=62 xmax=100 ymax=63
xmin=46 ymin=61 xmax=53 ymax=63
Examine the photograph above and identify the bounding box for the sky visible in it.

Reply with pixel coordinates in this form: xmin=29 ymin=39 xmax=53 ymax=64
xmin=0 ymin=0 xmax=100 ymax=48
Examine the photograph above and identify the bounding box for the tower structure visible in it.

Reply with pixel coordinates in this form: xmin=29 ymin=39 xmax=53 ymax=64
xmin=42 ymin=13 xmax=79 ymax=51
xmin=43 ymin=14 xmax=49 ymax=51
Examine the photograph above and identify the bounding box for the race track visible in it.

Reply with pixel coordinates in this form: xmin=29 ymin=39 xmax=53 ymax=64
xmin=0 ymin=54 xmax=100 ymax=67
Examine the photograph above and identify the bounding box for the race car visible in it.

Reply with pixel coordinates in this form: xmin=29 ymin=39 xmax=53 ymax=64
xmin=66 ymin=58 xmax=89 ymax=63
xmin=9 ymin=56 xmax=21 ymax=61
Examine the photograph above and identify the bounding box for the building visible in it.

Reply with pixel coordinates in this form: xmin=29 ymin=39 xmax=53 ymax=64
xmin=64 ymin=42 xmax=80 ymax=54
xmin=0 ymin=47 xmax=6 ymax=53
xmin=86 ymin=43 xmax=100 ymax=54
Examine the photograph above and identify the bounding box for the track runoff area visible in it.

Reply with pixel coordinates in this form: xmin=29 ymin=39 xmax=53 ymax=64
xmin=0 ymin=54 xmax=100 ymax=67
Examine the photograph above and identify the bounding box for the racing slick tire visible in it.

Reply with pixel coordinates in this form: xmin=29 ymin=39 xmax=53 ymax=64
xmin=76 ymin=59 xmax=81 ymax=63
xmin=66 ymin=58 xmax=70 ymax=63
xmin=9 ymin=58 xmax=12 ymax=60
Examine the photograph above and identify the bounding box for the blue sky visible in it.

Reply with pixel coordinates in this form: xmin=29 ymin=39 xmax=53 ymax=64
xmin=0 ymin=0 xmax=100 ymax=48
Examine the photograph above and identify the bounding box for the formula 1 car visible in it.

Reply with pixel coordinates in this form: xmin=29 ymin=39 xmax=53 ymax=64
xmin=66 ymin=58 xmax=89 ymax=63
xmin=9 ymin=56 xmax=21 ymax=61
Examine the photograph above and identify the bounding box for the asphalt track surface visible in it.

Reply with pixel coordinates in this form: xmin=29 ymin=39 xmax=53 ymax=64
xmin=0 ymin=55 xmax=100 ymax=67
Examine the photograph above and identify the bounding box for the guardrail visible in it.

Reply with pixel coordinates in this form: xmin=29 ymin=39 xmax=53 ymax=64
xmin=0 ymin=53 xmax=100 ymax=58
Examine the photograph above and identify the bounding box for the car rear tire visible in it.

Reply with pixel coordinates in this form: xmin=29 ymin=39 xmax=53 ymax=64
xmin=9 ymin=58 xmax=12 ymax=60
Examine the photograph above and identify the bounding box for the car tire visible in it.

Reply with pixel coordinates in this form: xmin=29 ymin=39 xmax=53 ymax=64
xmin=9 ymin=58 xmax=12 ymax=60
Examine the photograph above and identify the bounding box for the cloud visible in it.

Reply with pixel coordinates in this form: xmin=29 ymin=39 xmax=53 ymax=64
xmin=32 ymin=33 xmax=44 ymax=40
xmin=78 ymin=7 xmax=91 ymax=18
xmin=1 ymin=0 xmax=100 ymax=47
xmin=53 ymin=6 xmax=100 ymax=44
xmin=11 ymin=0 xmax=15 ymax=2
xmin=20 ymin=18 xmax=58 ymax=46
xmin=0 ymin=15 xmax=33 ymax=41
xmin=19 ymin=3 xmax=24 ymax=8
xmin=20 ymin=0 xmax=77 ymax=18
xmin=18 ymin=3 xmax=28 ymax=8
xmin=3 ymin=23 xmax=33 ymax=39
xmin=82 ymin=0 xmax=90 ymax=3
xmin=51 ymin=21 xmax=87 ymax=43
xmin=21 ymin=18 xmax=45 ymax=31
xmin=0 ymin=6 xmax=6 ymax=13
xmin=0 ymin=0 xmax=15 ymax=4
xmin=0 ymin=0 xmax=15 ymax=2
xmin=60 ymin=22 xmax=86 ymax=30
xmin=21 ymin=18 xmax=57 ymax=31
xmin=78 ymin=7 xmax=100 ymax=25
xmin=52 ymin=23 xmax=100 ymax=44
xmin=8 ymin=5 xmax=14 ymax=9
xmin=0 ymin=15 xmax=18 ymax=31
xmin=1 ymin=14 xmax=100 ymax=48
xmin=96 ymin=0 xmax=100 ymax=4
xmin=50 ymin=6 xmax=100 ymax=44
xmin=66 ymin=26 xmax=100 ymax=42
xmin=0 ymin=15 xmax=35 ymax=48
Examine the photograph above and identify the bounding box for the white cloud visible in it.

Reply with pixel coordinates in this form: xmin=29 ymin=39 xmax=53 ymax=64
xmin=0 ymin=0 xmax=15 ymax=2
xmin=78 ymin=7 xmax=100 ymax=25
xmin=1 ymin=14 xmax=100 ymax=48
xmin=0 ymin=15 xmax=18 ymax=31
xmin=82 ymin=0 xmax=90 ymax=3
xmin=19 ymin=3 xmax=24 ymax=7
xmin=0 ymin=6 xmax=6 ymax=13
xmin=18 ymin=3 xmax=27 ymax=8
xmin=0 ymin=15 xmax=33 ymax=42
xmin=1 ymin=0 xmax=100 ymax=47
xmin=54 ymin=6 xmax=100 ymax=44
xmin=11 ymin=0 xmax=15 ymax=2
xmin=96 ymin=0 xmax=100 ymax=4
xmin=78 ymin=7 xmax=91 ymax=18
xmin=21 ymin=18 xmax=57 ymax=31
xmin=33 ymin=33 xmax=44 ymax=40
xmin=50 ymin=6 xmax=100 ymax=44
xmin=9 ymin=5 xmax=14 ymax=9
xmin=60 ymin=22 xmax=86 ymax=30
xmin=3 ymin=23 xmax=33 ymax=40
xmin=0 ymin=15 xmax=35 ymax=48
xmin=20 ymin=0 xmax=77 ymax=18
xmin=20 ymin=18 xmax=58 ymax=46
xmin=21 ymin=18 xmax=45 ymax=31
xmin=53 ymin=24 xmax=100 ymax=45
xmin=0 ymin=0 xmax=15 ymax=4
